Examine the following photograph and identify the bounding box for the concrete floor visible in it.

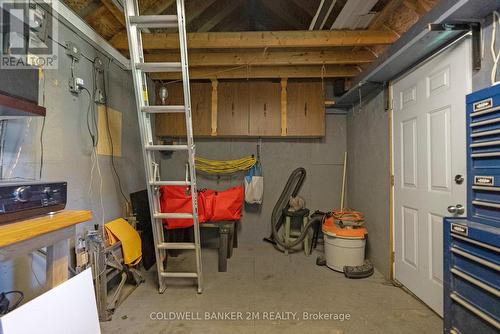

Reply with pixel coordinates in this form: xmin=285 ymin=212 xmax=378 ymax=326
xmin=101 ymin=246 xmax=442 ymax=334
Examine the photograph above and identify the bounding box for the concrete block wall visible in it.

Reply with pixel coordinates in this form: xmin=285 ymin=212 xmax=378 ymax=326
xmin=160 ymin=114 xmax=347 ymax=246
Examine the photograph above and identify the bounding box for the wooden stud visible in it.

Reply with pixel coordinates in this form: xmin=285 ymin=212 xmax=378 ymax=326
xmin=150 ymin=65 xmax=360 ymax=80
xmin=144 ymin=49 xmax=375 ymax=67
xmin=211 ymin=79 xmax=218 ymax=136
xmin=280 ymin=78 xmax=288 ymax=136
xmin=100 ymin=0 xmax=125 ymax=26
xmin=110 ymin=29 xmax=399 ymax=50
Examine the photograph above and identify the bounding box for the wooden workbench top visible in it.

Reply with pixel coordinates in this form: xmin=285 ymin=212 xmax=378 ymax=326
xmin=0 ymin=210 xmax=92 ymax=248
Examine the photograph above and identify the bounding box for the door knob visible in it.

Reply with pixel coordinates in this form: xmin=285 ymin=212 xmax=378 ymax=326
xmin=447 ymin=204 xmax=465 ymax=215
xmin=454 ymin=174 xmax=464 ymax=185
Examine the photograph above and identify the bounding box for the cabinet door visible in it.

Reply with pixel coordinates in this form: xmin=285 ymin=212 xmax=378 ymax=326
xmin=249 ymin=81 xmax=281 ymax=136
xmin=190 ymin=82 xmax=212 ymax=136
xmin=217 ymin=81 xmax=249 ymax=136
xmin=286 ymin=81 xmax=325 ymax=137
xmin=155 ymin=82 xmax=212 ymax=137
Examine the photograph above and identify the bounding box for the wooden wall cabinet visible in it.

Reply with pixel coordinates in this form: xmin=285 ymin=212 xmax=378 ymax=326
xmin=217 ymin=81 xmax=250 ymax=136
xmin=286 ymin=81 xmax=325 ymax=137
xmin=249 ymin=81 xmax=281 ymax=136
xmin=155 ymin=80 xmax=325 ymax=138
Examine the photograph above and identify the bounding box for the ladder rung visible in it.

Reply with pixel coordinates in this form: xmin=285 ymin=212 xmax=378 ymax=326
xmin=145 ymin=144 xmax=189 ymax=151
xmin=160 ymin=272 xmax=198 ymax=278
xmin=154 ymin=213 xmax=194 ymax=219
xmin=129 ymin=15 xmax=178 ymax=29
xmin=142 ymin=105 xmax=185 ymax=114
xmin=136 ymin=62 xmax=182 ymax=72
xmin=150 ymin=180 xmax=191 ymax=186
xmin=157 ymin=242 xmax=196 ymax=250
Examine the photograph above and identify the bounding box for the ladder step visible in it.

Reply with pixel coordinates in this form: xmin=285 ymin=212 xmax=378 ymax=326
xmin=160 ymin=272 xmax=198 ymax=278
xmin=157 ymin=242 xmax=196 ymax=250
xmin=129 ymin=15 xmax=178 ymax=29
xmin=136 ymin=62 xmax=182 ymax=73
xmin=145 ymin=144 xmax=189 ymax=151
xmin=150 ymin=180 xmax=191 ymax=186
xmin=154 ymin=213 xmax=194 ymax=219
xmin=142 ymin=105 xmax=185 ymax=114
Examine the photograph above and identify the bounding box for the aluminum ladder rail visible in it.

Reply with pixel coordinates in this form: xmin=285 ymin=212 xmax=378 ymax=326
xmin=123 ymin=0 xmax=203 ymax=294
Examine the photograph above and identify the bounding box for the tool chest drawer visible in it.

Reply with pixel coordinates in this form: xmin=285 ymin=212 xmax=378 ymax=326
xmin=444 ymin=219 xmax=500 ymax=334
xmin=467 ymin=85 xmax=500 ymax=225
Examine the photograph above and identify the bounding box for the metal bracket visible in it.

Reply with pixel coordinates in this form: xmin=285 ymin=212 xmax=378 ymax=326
xmin=428 ymin=23 xmax=482 ymax=71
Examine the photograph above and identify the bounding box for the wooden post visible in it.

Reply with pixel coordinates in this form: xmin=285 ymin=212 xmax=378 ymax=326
xmin=46 ymin=238 xmax=69 ymax=289
xmin=211 ymin=79 xmax=218 ymax=136
xmin=280 ymin=78 xmax=288 ymax=136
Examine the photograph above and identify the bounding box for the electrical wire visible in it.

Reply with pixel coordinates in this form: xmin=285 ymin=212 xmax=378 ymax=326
xmin=194 ymin=155 xmax=256 ymax=174
xmin=2 ymin=291 xmax=24 ymax=313
xmin=101 ymin=60 xmax=130 ymax=207
xmin=491 ymin=10 xmax=500 ymax=86
xmin=39 ymin=69 xmax=47 ymax=180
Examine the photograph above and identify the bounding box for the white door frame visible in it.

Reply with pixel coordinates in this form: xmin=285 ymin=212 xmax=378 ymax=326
xmin=390 ymin=35 xmax=473 ymax=306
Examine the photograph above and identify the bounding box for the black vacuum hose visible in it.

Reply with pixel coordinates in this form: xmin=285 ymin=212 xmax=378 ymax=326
xmin=263 ymin=167 xmax=306 ymax=245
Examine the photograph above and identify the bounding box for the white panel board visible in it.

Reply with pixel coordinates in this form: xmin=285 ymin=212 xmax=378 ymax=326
xmin=0 ymin=269 xmax=100 ymax=334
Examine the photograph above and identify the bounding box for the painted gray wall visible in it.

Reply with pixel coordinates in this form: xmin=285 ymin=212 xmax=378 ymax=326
xmin=160 ymin=115 xmax=347 ymax=246
xmin=0 ymin=19 xmax=145 ymax=301
xmin=345 ymin=13 xmax=500 ymax=280
xmin=346 ymin=91 xmax=391 ymax=279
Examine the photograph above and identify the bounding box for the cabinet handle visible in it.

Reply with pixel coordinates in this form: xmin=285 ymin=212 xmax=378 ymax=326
xmin=450 ymin=293 xmax=500 ymax=330
xmin=304 ymin=102 xmax=308 ymax=116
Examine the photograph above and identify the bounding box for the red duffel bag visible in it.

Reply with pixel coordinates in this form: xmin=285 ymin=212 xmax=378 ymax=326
xmin=159 ymin=185 xmax=244 ymax=229
xmin=211 ymin=186 xmax=244 ymax=221
xmin=159 ymin=186 xmax=209 ymax=229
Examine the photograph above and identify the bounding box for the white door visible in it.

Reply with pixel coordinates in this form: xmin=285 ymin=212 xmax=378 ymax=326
xmin=393 ymin=39 xmax=471 ymax=316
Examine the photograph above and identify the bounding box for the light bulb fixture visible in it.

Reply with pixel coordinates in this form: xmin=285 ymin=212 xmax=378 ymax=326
xmin=159 ymin=85 xmax=168 ymax=105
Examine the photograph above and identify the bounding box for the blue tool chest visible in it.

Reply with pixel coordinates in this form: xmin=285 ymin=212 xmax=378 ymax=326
xmin=443 ymin=84 xmax=500 ymax=334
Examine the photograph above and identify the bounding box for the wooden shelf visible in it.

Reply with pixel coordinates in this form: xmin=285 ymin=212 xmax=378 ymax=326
xmin=0 ymin=210 xmax=92 ymax=248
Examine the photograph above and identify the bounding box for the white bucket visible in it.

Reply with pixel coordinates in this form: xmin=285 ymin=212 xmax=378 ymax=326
xmin=324 ymin=233 xmax=366 ymax=272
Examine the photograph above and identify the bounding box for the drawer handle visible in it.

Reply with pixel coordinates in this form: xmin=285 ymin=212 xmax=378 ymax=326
xmin=470 ymin=116 xmax=500 ymax=128
xmin=471 ymin=128 xmax=500 ymax=138
xmin=450 ymin=293 xmax=500 ymax=330
xmin=451 ymin=247 xmax=500 ymax=272
xmin=470 ymin=105 xmax=500 ymax=117
xmin=452 ymin=233 xmax=500 ymax=253
xmin=471 ymin=152 xmax=500 ymax=158
xmin=451 ymin=268 xmax=500 ymax=298
xmin=470 ymin=140 xmax=500 ymax=148
xmin=472 ymin=200 xmax=500 ymax=209
xmin=472 ymin=185 xmax=500 ymax=192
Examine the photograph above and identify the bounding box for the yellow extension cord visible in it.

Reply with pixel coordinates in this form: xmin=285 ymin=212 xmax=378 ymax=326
xmin=195 ymin=155 xmax=256 ymax=174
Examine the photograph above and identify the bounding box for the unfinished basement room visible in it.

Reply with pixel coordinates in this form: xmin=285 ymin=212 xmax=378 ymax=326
xmin=0 ymin=0 xmax=499 ymax=333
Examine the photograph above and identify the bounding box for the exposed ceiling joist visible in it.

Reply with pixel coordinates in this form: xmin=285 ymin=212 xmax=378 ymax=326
xmin=259 ymin=0 xmax=308 ymax=30
xmin=149 ymin=65 xmax=360 ymax=80
xmin=197 ymin=0 xmax=245 ymax=32
xmin=142 ymin=0 xmax=176 ymax=15
xmin=111 ymin=29 xmax=398 ymax=50
xmin=331 ymin=0 xmax=378 ymax=29
xmin=100 ymin=0 xmax=125 ymax=26
xmin=145 ymin=49 xmax=375 ymax=67
xmin=310 ymin=0 xmax=337 ymax=30
xmin=186 ymin=0 xmax=217 ymax=26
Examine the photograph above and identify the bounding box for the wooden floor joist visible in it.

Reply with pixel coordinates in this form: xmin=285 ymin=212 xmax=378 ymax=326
xmin=149 ymin=65 xmax=360 ymax=80
xmin=111 ymin=29 xmax=398 ymax=50
xmin=145 ymin=49 xmax=375 ymax=67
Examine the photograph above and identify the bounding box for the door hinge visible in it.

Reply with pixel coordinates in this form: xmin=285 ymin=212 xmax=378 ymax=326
xmin=391 ymin=175 xmax=395 ymax=186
